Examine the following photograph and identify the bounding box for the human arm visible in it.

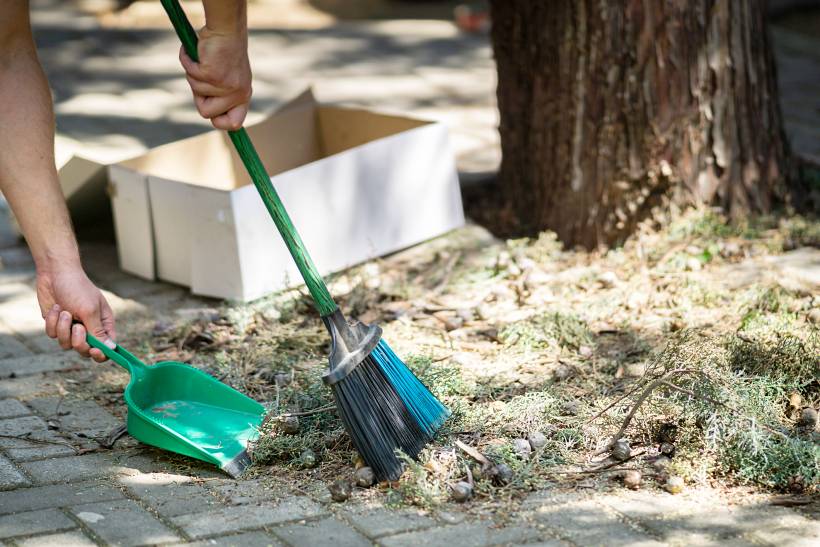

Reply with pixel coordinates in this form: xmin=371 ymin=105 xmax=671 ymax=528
xmin=0 ymin=1 xmax=115 ymax=361
xmin=179 ymin=0 xmax=252 ymax=131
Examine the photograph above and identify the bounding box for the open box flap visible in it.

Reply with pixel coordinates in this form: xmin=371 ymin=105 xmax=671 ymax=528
xmin=114 ymin=88 xmax=434 ymax=192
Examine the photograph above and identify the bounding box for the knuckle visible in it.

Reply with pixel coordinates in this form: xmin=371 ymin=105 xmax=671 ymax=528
xmin=76 ymin=304 xmax=95 ymax=318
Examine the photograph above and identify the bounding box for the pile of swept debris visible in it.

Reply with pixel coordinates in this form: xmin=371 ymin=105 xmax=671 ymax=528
xmin=137 ymin=208 xmax=818 ymax=509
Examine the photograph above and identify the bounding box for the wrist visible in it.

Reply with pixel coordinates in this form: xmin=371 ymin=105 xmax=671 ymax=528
xmin=201 ymin=25 xmax=247 ymax=41
xmin=34 ymin=248 xmax=83 ymax=279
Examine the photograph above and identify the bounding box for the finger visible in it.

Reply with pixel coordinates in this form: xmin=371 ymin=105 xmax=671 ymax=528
xmin=186 ymin=74 xmax=228 ymax=97
xmin=76 ymin=298 xmax=116 ymax=350
xmin=212 ymin=103 xmax=248 ymax=131
xmin=71 ymin=324 xmax=91 ymax=358
xmin=179 ymin=47 xmax=208 ymax=81
xmin=56 ymin=310 xmax=73 ymax=350
xmin=45 ymin=304 xmax=60 ymax=338
xmin=89 ymin=348 xmax=106 ymax=363
xmin=195 ymin=94 xmax=239 ymax=119
xmin=100 ymin=296 xmax=116 ymax=343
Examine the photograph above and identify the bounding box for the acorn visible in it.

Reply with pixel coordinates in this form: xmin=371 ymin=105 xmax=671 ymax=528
xmin=450 ymin=481 xmax=473 ymax=503
xmin=328 ymin=480 xmax=352 ymax=502
xmin=354 ymin=466 xmax=375 ymax=488
xmin=528 ymin=431 xmax=548 ymax=451
xmin=493 ymin=464 xmax=513 ymax=486
xmin=611 ymin=439 xmax=631 ymax=461
xmin=281 ymin=416 xmax=300 ymax=434
xmin=664 ymin=476 xmax=684 ymax=494
xmin=660 ymin=442 xmax=676 ymax=457
xmin=622 ymin=470 xmax=642 ymax=490
xmin=299 ymin=448 xmax=317 ymax=468
xmin=513 ymin=438 xmax=532 ymax=458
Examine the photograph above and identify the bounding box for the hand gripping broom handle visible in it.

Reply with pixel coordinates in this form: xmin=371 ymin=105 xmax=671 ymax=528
xmin=159 ymin=0 xmax=337 ymax=316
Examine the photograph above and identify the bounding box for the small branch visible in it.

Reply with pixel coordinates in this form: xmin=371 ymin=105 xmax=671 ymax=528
xmin=593 ymin=368 xmax=697 ymax=455
xmin=276 ymin=405 xmax=335 ymax=419
xmin=431 ymin=251 xmax=462 ymax=295
xmin=454 ymin=439 xmax=491 ymax=466
xmin=0 ymin=433 xmax=77 ymax=450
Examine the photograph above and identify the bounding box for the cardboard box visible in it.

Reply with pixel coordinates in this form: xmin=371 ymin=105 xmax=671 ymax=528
xmin=108 ymin=90 xmax=464 ymax=301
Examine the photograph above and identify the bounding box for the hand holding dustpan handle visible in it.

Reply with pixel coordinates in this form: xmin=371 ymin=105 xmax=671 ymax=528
xmin=159 ymin=0 xmax=338 ymax=317
xmin=86 ymin=333 xmax=147 ymax=374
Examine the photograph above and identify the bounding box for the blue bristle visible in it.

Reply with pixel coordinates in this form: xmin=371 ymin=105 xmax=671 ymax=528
xmin=370 ymin=339 xmax=451 ymax=438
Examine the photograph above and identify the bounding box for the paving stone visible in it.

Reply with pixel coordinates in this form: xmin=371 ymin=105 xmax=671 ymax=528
xmin=176 ymin=531 xmax=282 ymax=546
xmin=0 ymin=375 xmax=56 ymax=399
xmin=172 ymin=496 xmax=325 ymax=539
xmin=0 ymin=414 xmax=76 ymax=460
xmin=0 ymin=398 xmax=30 ymax=418
xmin=273 ymin=517 xmax=370 ymax=547
xmin=511 ymin=541 xmax=569 ymax=547
xmin=209 ymin=478 xmax=281 ymax=505
xmin=749 ymin=525 xmax=820 ymax=547
xmin=120 ymin=472 xmax=224 ymax=517
xmin=20 ymin=452 xmax=161 ymax=483
xmin=69 ymin=498 xmax=180 ymax=546
xmin=0 ymin=353 xmax=76 ymax=379
xmin=22 ymin=333 xmax=65 ymax=354
xmin=0 ymin=480 xmax=124 ymax=515
xmin=598 ymin=489 xmax=712 ymax=520
xmin=635 ymin=506 xmax=757 ymax=540
xmin=641 ymin=501 xmax=820 ymax=543
xmin=0 ymin=331 xmax=33 ymax=360
xmin=27 ymin=397 xmax=120 ymax=439
xmin=380 ymin=522 xmax=541 ymax=547
xmin=14 ymin=531 xmax=97 ymax=547
xmin=0 ymin=508 xmax=76 ymax=539
xmin=344 ymin=507 xmax=436 ymax=538
xmin=529 ymin=500 xmax=664 ymax=547
xmin=0 ymin=454 xmax=29 ymax=490
xmin=0 ymin=292 xmax=47 ymax=337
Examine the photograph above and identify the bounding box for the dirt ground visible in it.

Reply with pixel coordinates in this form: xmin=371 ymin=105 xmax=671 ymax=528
xmin=67 ymin=206 xmax=818 ymax=519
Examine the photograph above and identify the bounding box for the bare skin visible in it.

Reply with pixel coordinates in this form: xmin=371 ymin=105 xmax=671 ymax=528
xmin=0 ymin=0 xmax=251 ymax=361
xmin=183 ymin=1 xmax=252 ymax=131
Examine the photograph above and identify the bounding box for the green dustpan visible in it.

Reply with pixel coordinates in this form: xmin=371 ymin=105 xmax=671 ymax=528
xmin=86 ymin=334 xmax=265 ymax=477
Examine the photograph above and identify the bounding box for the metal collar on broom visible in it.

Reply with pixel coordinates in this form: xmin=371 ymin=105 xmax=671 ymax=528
xmin=159 ymin=0 xmax=449 ymax=481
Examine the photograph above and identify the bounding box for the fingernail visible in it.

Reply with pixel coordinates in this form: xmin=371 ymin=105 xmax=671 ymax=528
xmin=104 ymin=338 xmax=117 ymax=349
xmin=51 ymin=304 xmax=60 ymax=312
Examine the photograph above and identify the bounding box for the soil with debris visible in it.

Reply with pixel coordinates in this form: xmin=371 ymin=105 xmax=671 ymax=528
xmin=85 ymin=207 xmax=820 ymax=515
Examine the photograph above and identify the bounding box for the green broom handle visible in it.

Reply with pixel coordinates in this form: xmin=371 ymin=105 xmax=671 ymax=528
xmin=159 ymin=0 xmax=337 ymax=316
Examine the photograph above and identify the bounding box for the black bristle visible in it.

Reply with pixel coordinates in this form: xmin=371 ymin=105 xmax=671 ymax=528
xmin=330 ymin=354 xmax=428 ymax=481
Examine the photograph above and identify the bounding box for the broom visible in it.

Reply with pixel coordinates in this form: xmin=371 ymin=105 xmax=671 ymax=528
xmin=158 ymin=0 xmax=449 ymax=480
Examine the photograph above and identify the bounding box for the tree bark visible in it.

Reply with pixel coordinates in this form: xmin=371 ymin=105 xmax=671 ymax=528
xmin=489 ymin=0 xmax=791 ymax=249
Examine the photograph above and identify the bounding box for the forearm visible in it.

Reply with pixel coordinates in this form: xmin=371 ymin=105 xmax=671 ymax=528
xmin=0 ymin=6 xmax=80 ymax=276
xmin=202 ymin=0 xmax=247 ymax=34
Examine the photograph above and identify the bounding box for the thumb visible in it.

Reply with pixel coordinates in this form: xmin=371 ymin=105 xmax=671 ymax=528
xmin=77 ymin=301 xmax=116 ymax=350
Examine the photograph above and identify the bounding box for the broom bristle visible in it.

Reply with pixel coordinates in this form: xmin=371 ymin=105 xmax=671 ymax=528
xmin=370 ymin=340 xmax=450 ymax=437
xmin=329 ymin=339 xmax=449 ymax=481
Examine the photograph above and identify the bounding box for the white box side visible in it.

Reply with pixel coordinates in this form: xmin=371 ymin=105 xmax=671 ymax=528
xmin=108 ymin=165 xmax=155 ymax=280
xmin=146 ymin=176 xmax=194 ymax=286
xmin=230 ymin=122 xmax=463 ymax=301
xmin=189 ymin=189 xmax=245 ymax=300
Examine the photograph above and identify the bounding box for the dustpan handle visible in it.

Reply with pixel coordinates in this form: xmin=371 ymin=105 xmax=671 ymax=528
xmin=159 ymin=0 xmax=338 ymax=317
xmin=86 ymin=333 xmax=148 ymax=374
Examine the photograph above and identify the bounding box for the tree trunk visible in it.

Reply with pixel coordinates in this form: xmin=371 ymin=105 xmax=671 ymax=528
xmin=489 ymin=0 xmax=791 ymax=249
